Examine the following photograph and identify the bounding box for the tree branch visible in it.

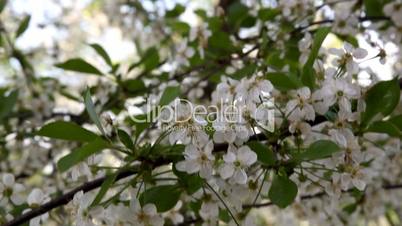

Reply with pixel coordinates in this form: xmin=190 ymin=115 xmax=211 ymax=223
xmin=5 ymin=105 xmax=402 ymax=226
xmin=293 ymin=16 xmax=390 ymax=33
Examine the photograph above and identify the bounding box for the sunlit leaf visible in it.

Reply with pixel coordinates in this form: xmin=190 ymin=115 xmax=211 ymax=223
xmin=266 ymin=72 xmax=301 ymax=91
xmin=117 ymin=129 xmax=134 ymax=150
xmin=159 ymin=86 xmax=180 ymax=106
xmin=0 ymin=90 xmax=18 ymax=121
xmin=140 ymin=185 xmax=181 ymax=212
xmin=247 ymin=141 xmax=276 ymax=166
xmin=268 ymin=175 xmax=298 ymax=208
xmin=297 ymin=140 xmax=340 ymax=161
xmin=361 ymin=79 xmax=400 ymax=127
xmin=90 ymin=43 xmax=113 ymax=67
xmin=56 ymin=58 xmax=103 ymax=75
xmin=84 ymin=89 xmax=106 ymax=136
xmin=91 ymin=172 xmax=118 ymax=206
xmin=36 ymin=121 xmax=99 ymax=142
xmin=301 ymin=27 xmax=331 ymax=88
xmin=367 ymin=121 xmax=401 ymax=137
xmin=57 ymin=138 xmax=109 ymax=172
xmin=0 ymin=0 xmax=8 ymax=13
xmin=16 ymin=15 xmax=31 ymax=38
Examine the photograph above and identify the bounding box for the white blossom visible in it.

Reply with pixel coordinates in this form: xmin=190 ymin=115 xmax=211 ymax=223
xmin=0 ymin=173 xmax=25 ymax=205
xmin=329 ymin=43 xmax=367 ymax=76
xmin=285 ymin=87 xmax=315 ymax=121
xmin=129 ymin=199 xmax=164 ymax=226
xmin=219 ymin=145 xmax=257 ymax=184
xmin=176 ymin=141 xmax=215 ymax=179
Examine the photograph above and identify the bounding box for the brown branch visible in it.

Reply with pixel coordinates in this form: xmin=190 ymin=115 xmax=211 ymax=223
xmin=2 ymin=170 xmax=138 ymax=226
xmin=293 ymin=16 xmax=390 ymax=33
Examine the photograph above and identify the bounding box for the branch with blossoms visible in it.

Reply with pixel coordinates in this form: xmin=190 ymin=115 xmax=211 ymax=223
xmin=5 ymin=149 xmax=402 ymax=226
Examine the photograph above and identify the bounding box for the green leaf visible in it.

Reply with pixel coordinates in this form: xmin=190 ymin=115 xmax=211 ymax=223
xmin=55 ymin=58 xmax=103 ymax=75
xmin=343 ymin=203 xmax=358 ymax=214
xmin=268 ymin=175 xmax=298 ymax=208
xmin=141 ymin=47 xmax=160 ymax=72
xmin=130 ymin=114 xmax=151 ymax=138
xmin=240 ymin=15 xmax=256 ymax=28
xmin=117 ymin=129 xmax=134 ymax=150
xmin=140 ymin=185 xmax=181 ymax=212
xmin=59 ymin=89 xmax=81 ymax=102
xmin=227 ymin=2 xmax=249 ymax=28
xmin=91 ymin=172 xmax=117 ymax=206
xmin=367 ymin=121 xmax=401 ymax=137
xmin=57 ymin=138 xmax=108 ymax=172
xmin=208 ymin=31 xmax=235 ymax=55
xmin=123 ymin=79 xmax=146 ymax=91
xmin=301 ymin=27 xmax=331 ymax=88
xmin=166 ymin=4 xmax=185 ymax=17
xmin=173 ymin=165 xmax=203 ymax=194
xmin=15 ymin=15 xmax=31 ymax=38
xmin=168 ymin=21 xmax=190 ymax=35
xmin=36 ymin=121 xmax=99 ymax=142
xmin=84 ymin=89 xmax=106 ymax=136
xmin=364 ymin=0 xmax=391 ymax=17
xmin=266 ymin=72 xmax=301 ymax=91
xmin=0 ymin=90 xmax=18 ymax=121
xmin=247 ymin=141 xmax=276 ymax=166
xmin=257 ymin=8 xmax=280 ymax=21
xmin=389 ymin=115 xmax=402 ymax=131
xmin=159 ymin=86 xmax=180 ymax=106
xmin=298 ymin=140 xmax=340 ymax=161
xmin=230 ymin=64 xmax=257 ymax=80
xmin=0 ymin=0 xmax=8 ymax=13
xmin=361 ymin=79 xmax=400 ymax=127
xmin=90 ymin=43 xmax=112 ymax=66
xmin=219 ymin=209 xmax=231 ymax=223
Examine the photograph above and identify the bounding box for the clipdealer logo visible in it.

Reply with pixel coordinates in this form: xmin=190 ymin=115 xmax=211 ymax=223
xmin=129 ymin=98 xmax=275 ymax=132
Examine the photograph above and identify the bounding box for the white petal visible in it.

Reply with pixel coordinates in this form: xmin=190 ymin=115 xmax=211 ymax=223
xmin=2 ymin=173 xmax=15 ymax=187
xmin=234 ymin=170 xmax=248 ymax=184
xmin=130 ymin=199 xmax=141 ymax=212
xmin=27 ymin=189 xmax=44 ymax=206
xmin=187 ymin=161 xmax=201 ymax=174
xmin=328 ymin=48 xmax=344 ymax=56
xmin=346 ymin=61 xmax=358 ymax=75
xmin=305 ymin=105 xmax=316 ymax=121
xmin=223 ymin=151 xmax=236 ymax=163
xmin=285 ymin=100 xmax=298 ymax=115
xmin=143 ymin=204 xmax=157 ymax=215
xmin=224 ymin=130 xmax=236 ymax=143
xmin=11 ymin=194 xmax=24 ymax=205
xmin=352 ymin=48 xmax=368 ymax=59
xmin=29 ymin=217 xmax=41 ymax=226
xmin=237 ymin=147 xmax=257 ymax=166
xmin=199 ymin=165 xmax=212 ymax=179
xmin=298 ymin=87 xmax=311 ymax=99
xmin=176 ymin=161 xmax=187 ymax=172
xmin=352 ymin=179 xmax=366 ymax=191
xmin=150 ymin=216 xmax=164 ymax=226
xmin=343 ymin=42 xmax=353 ymax=52
xmin=204 ymin=140 xmax=214 ymax=153
xmin=213 ymin=131 xmax=225 ymax=143
xmin=219 ymin=164 xmax=235 ymax=179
